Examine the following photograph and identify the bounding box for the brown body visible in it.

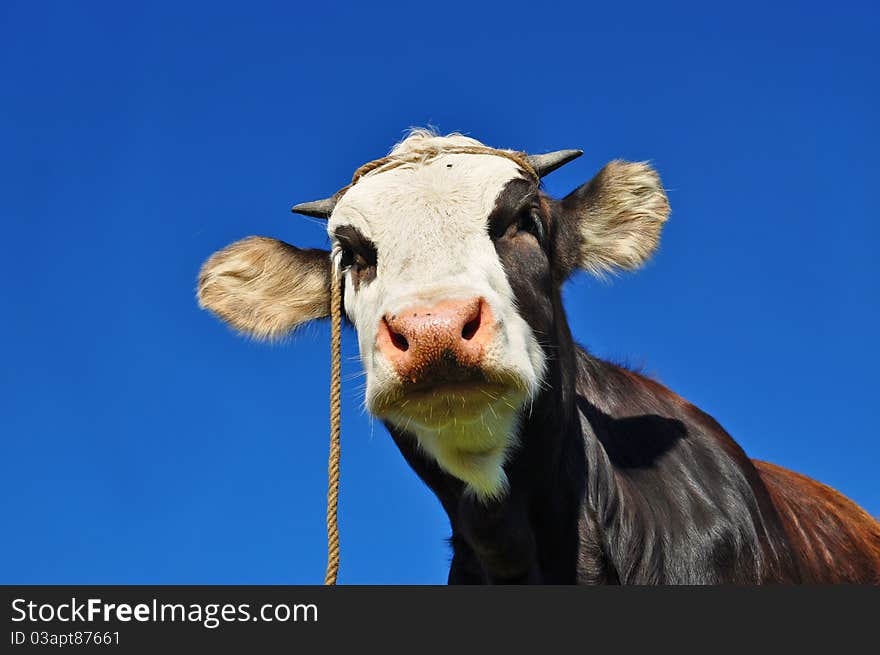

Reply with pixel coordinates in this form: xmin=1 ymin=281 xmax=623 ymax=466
xmin=565 ymin=352 xmax=880 ymax=584
xmin=755 ymin=460 xmax=880 ymax=583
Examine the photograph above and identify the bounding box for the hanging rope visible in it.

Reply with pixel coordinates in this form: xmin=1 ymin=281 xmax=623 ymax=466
xmin=324 ymin=258 xmax=342 ymax=585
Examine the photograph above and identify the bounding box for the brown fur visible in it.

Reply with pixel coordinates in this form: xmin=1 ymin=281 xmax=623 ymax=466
xmin=753 ymin=460 xmax=880 ymax=583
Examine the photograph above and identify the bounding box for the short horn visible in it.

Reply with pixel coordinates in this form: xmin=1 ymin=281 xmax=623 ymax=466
xmin=291 ymin=197 xmax=337 ymax=219
xmin=526 ymin=149 xmax=583 ymax=177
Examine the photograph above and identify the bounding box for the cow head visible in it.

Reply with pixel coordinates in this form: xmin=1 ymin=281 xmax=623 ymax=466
xmin=198 ymin=130 xmax=669 ymax=498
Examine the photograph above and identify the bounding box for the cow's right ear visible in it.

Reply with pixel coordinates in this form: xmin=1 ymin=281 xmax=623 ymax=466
xmin=197 ymin=236 xmax=331 ymax=341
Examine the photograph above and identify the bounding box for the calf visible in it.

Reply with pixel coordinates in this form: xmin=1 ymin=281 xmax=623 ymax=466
xmin=198 ymin=130 xmax=880 ymax=583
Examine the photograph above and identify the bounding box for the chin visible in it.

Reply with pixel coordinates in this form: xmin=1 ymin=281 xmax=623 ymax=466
xmin=375 ymin=380 xmax=527 ymax=499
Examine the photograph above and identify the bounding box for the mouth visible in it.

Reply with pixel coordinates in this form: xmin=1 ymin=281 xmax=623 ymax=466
xmin=402 ymin=379 xmax=511 ymax=404
xmin=373 ymin=374 xmax=527 ymax=429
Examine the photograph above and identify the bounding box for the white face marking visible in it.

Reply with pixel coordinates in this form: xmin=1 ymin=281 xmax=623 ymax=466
xmin=327 ymin=137 xmax=546 ymax=498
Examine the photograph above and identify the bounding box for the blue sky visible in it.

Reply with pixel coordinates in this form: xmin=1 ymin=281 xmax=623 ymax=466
xmin=1 ymin=1 xmax=877 ymax=584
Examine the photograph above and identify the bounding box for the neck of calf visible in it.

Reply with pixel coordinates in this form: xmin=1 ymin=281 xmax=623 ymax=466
xmin=386 ymin=290 xmax=586 ymax=583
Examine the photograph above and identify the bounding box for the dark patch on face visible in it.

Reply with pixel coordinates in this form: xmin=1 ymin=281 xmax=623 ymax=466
xmin=487 ymin=176 xmax=581 ymax=450
xmin=334 ymin=225 xmax=377 ymax=290
xmin=487 ymin=178 xmax=556 ymax=345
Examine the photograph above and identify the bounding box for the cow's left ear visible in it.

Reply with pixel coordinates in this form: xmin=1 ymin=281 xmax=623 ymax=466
xmin=555 ymin=160 xmax=670 ymax=276
xmin=197 ymin=236 xmax=331 ymax=341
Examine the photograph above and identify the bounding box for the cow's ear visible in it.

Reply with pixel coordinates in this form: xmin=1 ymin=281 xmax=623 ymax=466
xmin=197 ymin=236 xmax=331 ymax=340
xmin=557 ymin=160 xmax=670 ymax=276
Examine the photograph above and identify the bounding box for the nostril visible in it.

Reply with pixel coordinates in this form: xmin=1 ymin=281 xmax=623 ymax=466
xmin=461 ymin=308 xmax=481 ymax=341
xmin=390 ymin=331 xmax=409 ymax=352
xmin=384 ymin=318 xmax=410 ymax=352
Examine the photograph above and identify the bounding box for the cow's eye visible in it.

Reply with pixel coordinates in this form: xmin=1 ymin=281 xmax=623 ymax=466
xmin=506 ymin=207 xmax=544 ymax=243
xmin=339 ymin=245 xmax=355 ymax=271
xmin=337 ymin=239 xmax=377 ymax=289
xmin=340 ymin=246 xmax=369 ymax=270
